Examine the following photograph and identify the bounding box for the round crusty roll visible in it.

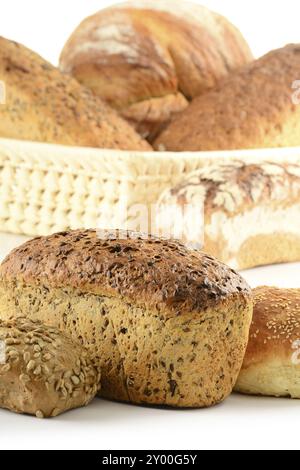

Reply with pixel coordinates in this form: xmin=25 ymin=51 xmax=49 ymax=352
xmin=0 ymin=318 xmax=101 ymax=418
xmin=59 ymin=0 xmax=253 ymax=141
xmin=235 ymin=286 xmax=300 ymax=399
xmin=156 ymin=160 xmax=300 ymax=271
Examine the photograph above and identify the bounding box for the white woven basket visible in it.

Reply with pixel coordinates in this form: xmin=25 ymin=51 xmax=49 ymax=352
xmin=1 ymin=137 xmax=300 ymax=237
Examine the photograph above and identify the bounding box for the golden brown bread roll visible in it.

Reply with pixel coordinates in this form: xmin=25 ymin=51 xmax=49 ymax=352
xmin=59 ymin=0 xmax=252 ymax=141
xmin=155 ymin=44 xmax=300 ymax=151
xmin=0 ymin=318 xmax=101 ymax=418
xmin=0 ymin=229 xmax=253 ymax=408
xmin=157 ymin=159 xmax=300 ymax=270
xmin=0 ymin=36 xmax=151 ymax=150
xmin=235 ymin=286 xmax=300 ymax=399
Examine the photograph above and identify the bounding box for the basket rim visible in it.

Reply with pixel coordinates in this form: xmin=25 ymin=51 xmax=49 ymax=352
xmin=1 ymin=137 xmax=300 ymax=183
xmin=1 ymin=137 xmax=300 ymax=160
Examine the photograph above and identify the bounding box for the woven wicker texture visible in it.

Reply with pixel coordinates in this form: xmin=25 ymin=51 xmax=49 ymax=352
xmin=0 ymin=137 xmax=300 ymax=237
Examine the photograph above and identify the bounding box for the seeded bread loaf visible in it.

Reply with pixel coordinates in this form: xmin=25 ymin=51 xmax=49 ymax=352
xmin=0 ymin=230 xmax=253 ymax=408
xmin=60 ymin=0 xmax=252 ymax=141
xmin=0 ymin=318 xmax=101 ymax=418
xmin=155 ymin=44 xmax=300 ymax=151
xmin=157 ymin=160 xmax=300 ymax=270
xmin=0 ymin=36 xmax=151 ymax=150
xmin=235 ymin=286 xmax=300 ymax=398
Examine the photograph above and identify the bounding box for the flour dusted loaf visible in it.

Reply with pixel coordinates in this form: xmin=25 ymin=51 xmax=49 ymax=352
xmin=0 ymin=36 xmax=150 ymax=150
xmin=0 ymin=230 xmax=252 ymax=408
xmin=235 ymin=286 xmax=300 ymax=398
xmin=60 ymin=0 xmax=252 ymax=141
xmin=0 ymin=318 xmax=100 ymax=418
xmin=157 ymin=160 xmax=300 ymax=270
xmin=155 ymin=44 xmax=300 ymax=151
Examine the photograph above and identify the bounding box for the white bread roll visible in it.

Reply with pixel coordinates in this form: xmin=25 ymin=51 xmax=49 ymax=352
xmin=0 ymin=36 xmax=150 ymax=150
xmin=235 ymin=286 xmax=300 ymax=399
xmin=157 ymin=159 xmax=300 ymax=270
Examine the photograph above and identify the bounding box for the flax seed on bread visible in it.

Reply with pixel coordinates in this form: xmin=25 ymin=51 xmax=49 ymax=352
xmin=0 ymin=36 xmax=151 ymax=150
xmin=0 ymin=229 xmax=253 ymax=408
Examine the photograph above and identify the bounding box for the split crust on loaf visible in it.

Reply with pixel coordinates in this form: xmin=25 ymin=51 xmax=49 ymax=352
xmin=155 ymin=44 xmax=300 ymax=151
xmin=0 ymin=36 xmax=151 ymax=150
xmin=0 ymin=230 xmax=253 ymax=407
xmin=157 ymin=160 xmax=300 ymax=270
xmin=235 ymin=286 xmax=300 ymax=398
xmin=0 ymin=318 xmax=101 ymax=418
xmin=60 ymin=1 xmax=252 ymax=141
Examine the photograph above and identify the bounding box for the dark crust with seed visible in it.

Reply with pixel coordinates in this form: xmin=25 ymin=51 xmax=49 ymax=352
xmin=241 ymin=286 xmax=300 ymax=368
xmin=0 ymin=229 xmax=251 ymax=317
xmin=0 ymin=36 xmax=151 ymax=150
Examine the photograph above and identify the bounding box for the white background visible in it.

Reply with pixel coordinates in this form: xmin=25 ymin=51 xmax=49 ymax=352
xmin=0 ymin=0 xmax=300 ymax=451
xmin=0 ymin=0 xmax=300 ymax=64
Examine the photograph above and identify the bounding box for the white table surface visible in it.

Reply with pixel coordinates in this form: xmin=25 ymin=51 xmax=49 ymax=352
xmin=0 ymin=232 xmax=299 ymax=450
